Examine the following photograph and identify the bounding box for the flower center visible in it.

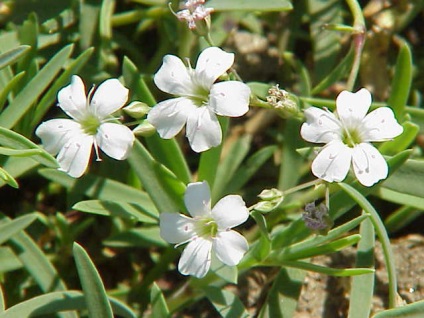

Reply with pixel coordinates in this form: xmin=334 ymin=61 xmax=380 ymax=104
xmin=342 ymin=127 xmax=363 ymax=148
xmin=196 ymin=217 xmax=218 ymax=238
xmin=80 ymin=114 xmax=101 ymax=135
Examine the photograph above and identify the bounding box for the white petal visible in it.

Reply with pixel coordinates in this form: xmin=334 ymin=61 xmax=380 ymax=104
xmin=178 ymin=237 xmax=212 ymax=278
xmin=154 ymin=55 xmax=193 ymax=96
xmin=184 ymin=181 xmax=211 ymax=218
xmin=195 ymin=47 xmax=234 ymax=88
xmin=159 ymin=213 xmax=196 ymax=244
xmin=91 ymin=79 xmax=129 ymax=118
xmin=147 ymin=97 xmax=196 ymax=139
xmin=36 ymin=119 xmax=81 ymax=155
xmin=186 ymin=107 xmax=221 ymax=152
xmin=209 ymin=81 xmax=250 ymax=117
xmin=57 ymin=75 xmax=88 ymax=121
xmin=312 ymin=141 xmax=352 ymax=183
xmin=361 ymin=107 xmax=404 ymax=141
xmin=56 ymin=133 xmax=94 ymax=178
xmin=352 ymin=143 xmax=388 ymax=187
xmin=301 ymin=107 xmax=342 ymax=143
xmin=213 ymin=230 xmax=248 ymax=266
xmin=96 ymin=123 xmax=134 ymax=160
xmin=211 ymin=195 xmax=249 ymax=230
xmin=336 ymin=88 xmax=372 ymax=128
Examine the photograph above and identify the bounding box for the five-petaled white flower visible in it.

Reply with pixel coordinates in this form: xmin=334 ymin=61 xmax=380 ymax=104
xmin=147 ymin=46 xmax=251 ymax=152
xmin=300 ymin=88 xmax=403 ymax=187
xmin=36 ymin=75 xmax=135 ymax=178
xmin=160 ymin=181 xmax=249 ymax=278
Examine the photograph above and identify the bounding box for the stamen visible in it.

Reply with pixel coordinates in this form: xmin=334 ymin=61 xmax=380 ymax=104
xmin=93 ymin=139 xmax=102 ymax=162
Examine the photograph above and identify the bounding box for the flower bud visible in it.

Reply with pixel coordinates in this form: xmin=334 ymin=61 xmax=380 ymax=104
xmin=253 ymin=188 xmax=284 ymax=213
xmin=258 ymin=188 xmax=283 ymax=201
xmin=123 ymin=101 xmax=151 ymax=119
xmin=133 ymin=121 xmax=156 ymax=136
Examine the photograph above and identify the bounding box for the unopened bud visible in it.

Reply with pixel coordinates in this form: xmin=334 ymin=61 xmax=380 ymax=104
xmin=133 ymin=121 xmax=156 ymax=136
xmin=258 ymin=188 xmax=283 ymax=201
xmin=123 ymin=101 xmax=151 ymax=119
xmin=254 ymin=188 xmax=284 ymax=213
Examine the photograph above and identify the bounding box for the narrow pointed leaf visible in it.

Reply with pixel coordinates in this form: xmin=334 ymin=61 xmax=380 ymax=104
xmin=0 ymin=44 xmax=74 ymax=129
xmin=73 ymin=243 xmax=113 ymax=318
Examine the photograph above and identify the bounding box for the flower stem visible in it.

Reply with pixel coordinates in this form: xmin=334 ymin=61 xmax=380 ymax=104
xmin=345 ymin=0 xmax=366 ymax=91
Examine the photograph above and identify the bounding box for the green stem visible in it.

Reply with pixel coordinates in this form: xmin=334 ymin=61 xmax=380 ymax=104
xmin=345 ymin=0 xmax=366 ymax=91
xmin=338 ymin=183 xmax=398 ymax=309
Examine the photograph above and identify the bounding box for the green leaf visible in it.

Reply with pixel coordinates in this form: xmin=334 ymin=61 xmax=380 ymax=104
xmin=0 ymin=157 xmax=38 ymax=188
xmin=377 ymin=187 xmax=424 ymax=210
xmin=348 ymin=216 xmax=375 ymax=318
xmin=203 ymin=286 xmax=249 ymax=318
xmin=0 ymin=46 xmax=31 ymax=70
xmin=0 ymin=216 xmax=68 ymax=293
xmin=38 ymin=168 xmax=157 ymax=214
xmin=210 ymin=256 xmax=238 ymax=284
xmin=73 ymin=200 xmax=158 ymax=223
xmin=247 ymin=82 xmax=272 ymax=100
xmin=378 ymin=121 xmax=418 ymax=156
xmin=277 ymin=214 xmax=368 ymax=256
xmin=104 ymin=227 xmax=167 ymax=248
xmin=73 ymin=242 xmax=113 ymax=318
xmin=279 ymin=119 xmax=304 ymax=189
xmin=384 ymin=206 xmax=422 ymax=234
xmin=207 ymin=0 xmax=292 ymax=11
xmin=387 ymin=41 xmax=412 ymax=119
xmin=0 ymin=72 xmax=26 ymax=112
xmin=308 ymin=0 xmax=342 ymax=82
xmin=337 ymin=183 xmax=397 ymax=309
xmin=0 ymin=213 xmax=37 ymax=245
xmin=311 ymin=47 xmax=354 ymax=94
xmin=373 ymin=300 xmax=424 ymax=318
xmin=198 ymin=117 xmax=228 ymax=192
xmin=0 ymin=167 xmax=18 ymax=188
xmin=258 ymin=268 xmax=305 ymax=318
xmin=0 ymin=285 xmax=4 ymax=312
xmin=145 ymin=135 xmax=191 ymax=185
xmin=0 ymin=247 xmax=23 ymax=272
xmin=380 ymin=158 xmax=424 ymax=200
xmin=0 ymin=44 xmax=74 ymax=129
xmin=0 ymin=291 xmax=137 ymax=318
xmin=0 ymin=126 xmax=58 ymax=168
xmin=151 ymin=283 xmax=170 ymax=318
xmin=281 ymin=260 xmax=374 ymax=277
xmin=212 ymin=135 xmax=251 ymax=200
xmin=270 ymin=234 xmax=361 ymax=262
xmin=128 ymin=140 xmax=185 ymax=213
xmin=31 ymin=47 xmax=95 ymax=127
xmin=225 ymin=145 xmax=277 ymax=194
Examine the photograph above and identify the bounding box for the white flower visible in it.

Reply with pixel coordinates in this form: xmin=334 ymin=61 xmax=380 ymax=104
xmin=300 ymin=88 xmax=403 ymax=187
xmin=147 ymin=47 xmax=251 ymax=152
xmin=160 ymin=181 xmax=249 ymax=278
xmin=36 ymin=75 xmax=135 ymax=178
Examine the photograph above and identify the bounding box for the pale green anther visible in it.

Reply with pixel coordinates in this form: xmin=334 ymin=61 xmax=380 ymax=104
xmin=80 ymin=114 xmax=101 ymax=135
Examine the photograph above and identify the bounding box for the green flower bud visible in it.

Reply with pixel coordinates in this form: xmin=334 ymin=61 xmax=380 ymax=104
xmin=123 ymin=101 xmax=151 ymax=119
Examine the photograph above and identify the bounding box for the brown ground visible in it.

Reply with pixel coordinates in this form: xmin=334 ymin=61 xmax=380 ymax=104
xmin=234 ymin=234 xmax=424 ymax=318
